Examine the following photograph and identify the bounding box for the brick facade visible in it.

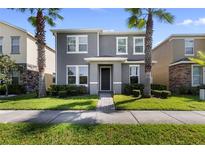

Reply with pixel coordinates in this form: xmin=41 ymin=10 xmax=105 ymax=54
xmin=169 ymin=63 xmax=192 ymax=92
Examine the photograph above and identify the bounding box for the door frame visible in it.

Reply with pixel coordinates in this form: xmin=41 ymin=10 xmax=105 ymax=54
xmin=100 ymin=66 xmax=112 ymax=91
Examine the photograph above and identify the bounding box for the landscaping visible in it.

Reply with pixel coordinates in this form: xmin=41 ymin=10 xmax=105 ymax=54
xmin=0 ymin=93 xmax=98 ymax=110
xmin=114 ymin=94 xmax=205 ymax=110
xmin=0 ymin=123 xmax=205 ymax=144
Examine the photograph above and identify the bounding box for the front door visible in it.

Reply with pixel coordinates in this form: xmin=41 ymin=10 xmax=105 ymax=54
xmin=100 ymin=67 xmax=111 ymax=91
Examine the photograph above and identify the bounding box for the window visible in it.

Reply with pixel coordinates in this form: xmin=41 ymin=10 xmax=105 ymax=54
xmin=53 ymin=73 xmax=56 ymax=84
xmin=185 ymin=39 xmax=194 ymax=56
xmin=192 ymin=65 xmax=202 ymax=86
xmin=129 ymin=65 xmax=140 ymax=84
xmin=11 ymin=70 xmax=20 ymax=85
xmin=133 ymin=37 xmax=144 ymax=54
xmin=11 ymin=36 xmax=20 ymax=54
xmin=116 ymin=37 xmax=127 ymax=55
xmin=0 ymin=37 xmax=3 ymax=54
xmin=67 ymin=35 xmax=88 ymax=53
xmin=67 ymin=65 xmax=88 ymax=85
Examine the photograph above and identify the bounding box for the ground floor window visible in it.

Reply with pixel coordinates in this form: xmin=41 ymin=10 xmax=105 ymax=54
xmin=129 ymin=65 xmax=140 ymax=84
xmin=67 ymin=65 xmax=88 ymax=86
xmin=11 ymin=70 xmax=20 ymax=85
xmin=192 ymin=65 xmax=203 ymax=86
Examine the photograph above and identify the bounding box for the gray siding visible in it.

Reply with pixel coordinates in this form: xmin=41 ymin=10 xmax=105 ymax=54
xmin=56 ymin=32 xmax=98 ymax=84
xmin=99 ymin=34 xmax=145 ymax=60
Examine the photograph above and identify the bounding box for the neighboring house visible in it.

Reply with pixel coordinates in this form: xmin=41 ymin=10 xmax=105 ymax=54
xmin=0 ymin=21 xmax=55 ymax=91
xmin=51 ymin=28 xmax=156 ymax=94
xmin=152 ymin=34 xmax=205 ymax=92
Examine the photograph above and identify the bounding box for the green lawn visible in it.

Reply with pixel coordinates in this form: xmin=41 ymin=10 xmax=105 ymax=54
xmin=0 ymin=94 xmax=98 ymax=110
xmin=0 ymin=123 xmax=205 ymax=144
xmin=114 ymin=94 xmax=205 ymax=110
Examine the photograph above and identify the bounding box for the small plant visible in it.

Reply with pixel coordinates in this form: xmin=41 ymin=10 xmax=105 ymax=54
xmin=161 ymin=90 xmax=171 ymax=99
xmin=132 ymin=90 xmax=141 ymax=97
xmin=58 ymin=91 xmax=67 ymax=98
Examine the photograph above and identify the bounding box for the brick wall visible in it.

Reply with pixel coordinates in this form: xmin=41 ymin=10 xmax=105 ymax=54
xmin=169 ymin=63 xmax=192 ymax=92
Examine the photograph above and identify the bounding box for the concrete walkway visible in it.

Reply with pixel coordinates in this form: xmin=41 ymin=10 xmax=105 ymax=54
xmin=97 ymin=93 xmax=115 ymax=113
xmin=1 ymin=110 xmax=205 ymax=124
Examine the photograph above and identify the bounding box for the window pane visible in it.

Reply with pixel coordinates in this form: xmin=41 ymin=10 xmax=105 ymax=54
xmin=79 ymin=37 xmax=87 ymax=44
xmin=68 ymin=45 xmax=76 ymax=52
xmin=185 ymin=47 xmax=194 ymax=55
xmin=68 ymin=76 xmax=76 ymax=84
xmin=12 ymin=77 xmax=19 ymax=85
xmin=130 ymin=76 xmax=139 ymax=84
xmin=67 ymin=67 xmax=76 ymax=75
xmin=135 ymin=38 xmax=143 ymax=46
xmin=130 ymin=66 xmax=138 ymax=76
xmin=79 ymin=76 xmax=87 ymax=84
xmin=67 ymin=37 xmax=76 ymax=44
xmin=193 ymin=66 xmax=200 ymax=75
xmin=135 ymin=46 xmax=143 ymax=53
xmin=118 ymin=46 xmax=126 ymax=53
xmin=118 ymin=38 xmax=126 ymax=45
xmin=79 ymin=44 xmax=87 ymax=51
xmin=12 ymin=37 xmax=20 ymax=45
xmin=11 ymin=46 xmax=19 ymax=53
xmin=79 ymin=67 xmax=88 ymax=76
xmin=185 ymin=39 xmax=194 ymax=47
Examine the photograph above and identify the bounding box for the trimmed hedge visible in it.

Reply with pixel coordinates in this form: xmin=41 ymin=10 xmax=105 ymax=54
xmin=152 ymin=90 xmax=171 ymax=99
xmin=151 ymin=84 xmax=167 ymax=90
xmin=174 ymin=86 xmax=199 ymax=95
xmin=47 ymin=85 xmax=88 ymax=97
xmin=0 ymin=85 xmax=26 ymax=95
xmin=132 ymin=90 xmax=141 ymax=98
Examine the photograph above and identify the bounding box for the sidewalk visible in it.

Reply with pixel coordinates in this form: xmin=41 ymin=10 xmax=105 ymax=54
xmin=1 ymin=110 xmax=205 ymax=124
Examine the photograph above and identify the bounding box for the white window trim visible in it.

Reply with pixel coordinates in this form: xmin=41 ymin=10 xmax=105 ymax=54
xmin=133 ymin=37 xmax=145 ymax=55
xmin=66 ymin=65 xmax=88 ymax=86
xmin=191 ymin=64 xmax=202 ymax=87
xmin=129 ymin=65 xmax=140 ymax=84
xmin=116 ymin=37 xmax=128 ymax=55
xmin=66 ymin=35 xmax=88 ymax=54
xmin=11 ymin=36 xmax=20 ymax=54
xmin=185 ymin=38 xmax=194 ymax=56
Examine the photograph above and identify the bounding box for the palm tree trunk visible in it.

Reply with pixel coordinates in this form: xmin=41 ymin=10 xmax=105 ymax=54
xmin=144 ymin=9 xmax=153 ymax=98
xmin=36 ymin=10 xmax=46 ymax=97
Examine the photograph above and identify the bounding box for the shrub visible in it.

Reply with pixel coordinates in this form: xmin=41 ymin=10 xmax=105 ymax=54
xmin=58 ymin=90 xmax=67 ymax=98
xmin=0 ymin=85 xmax=26 ymax=95
xmin=152 ymin=90 xmax=162 ymax=98
xmin=161 ymin=90 xmax=171 ymax=99
xmin=123 ymin=84 xmax=144 ymax=95
xmin=151 ymin=84 xmax=167 ymax=90
xmin=49 ymin=85 xmax=88 ymax=97
xmin=175 ymin=86 xmax=199 ymax=95
xmin=132 ymin=90 xmax=141 ymax=97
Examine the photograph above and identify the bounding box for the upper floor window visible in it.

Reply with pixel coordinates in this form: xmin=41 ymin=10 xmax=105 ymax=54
xmin=116 ymin=37 xmax=128 ymax=55
xmin=129 ymin=65 xmax=140 ymax=84
xmin=11 ymin=36 xmax=20 ymax=54
xmin=67 ymin=35 xmax=88 ymax=53
xmin=185 ymin=39 xmax=194 ymax=56
xmin=0 ymin=37 xmax=3 ymax=54
xmin=67 ymin=65 xmax=88 ymax=86
xmin=133 ymin=37 xmax=145 ymax=55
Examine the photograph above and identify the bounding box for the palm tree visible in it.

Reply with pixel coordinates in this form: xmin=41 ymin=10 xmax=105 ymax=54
xmin=189 ymin=51 xmax=205 ymax=66
xmin=15 ymin=9 xmax=63 ymax=97
xmin=126 ymin=8 xmax=174 ymax=97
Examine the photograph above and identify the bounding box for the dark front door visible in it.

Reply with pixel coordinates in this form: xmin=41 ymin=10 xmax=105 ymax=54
xmin=101 ymin=67 xmax=111 ymax=91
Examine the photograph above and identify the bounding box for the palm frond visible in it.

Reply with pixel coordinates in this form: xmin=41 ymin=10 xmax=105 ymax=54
xmin=189 ymin=51 xmax=205 ymax=66
xmin=44 ymin=16 xmax=55 ymax=27
xmin=153 ymin=9 xmax=175 ymax=24
xmin=28 ymin=16 xmax=37 ymax=27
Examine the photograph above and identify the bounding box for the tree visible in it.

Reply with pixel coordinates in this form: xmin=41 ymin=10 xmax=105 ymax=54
xmin=15 ymin=8 xmax=63 ymax=97
xmin=126 ymin=8 xmax=174 ymax=97
xmin=0 ymin=55 xmax=17 ymax=96
xmin=189 ymin=51 xmax=205 ymax=66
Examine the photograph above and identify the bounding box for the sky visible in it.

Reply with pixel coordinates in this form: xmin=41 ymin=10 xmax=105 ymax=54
xmin=1 ymin=8 xmax=205 ymax=49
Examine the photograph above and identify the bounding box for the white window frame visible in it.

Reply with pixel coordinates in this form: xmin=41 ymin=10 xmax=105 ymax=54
xmin=66 ymin=65 xmax=88 ymax=86
xmin=67 ymin=35 xmax=88 ymax=54
xmin=191 ymin=64 xmax=202 ymax=87
xmin=129 ymin=65 xmax=140 ymax=84
xmin=11 ymin=36 xmax=20 ymax=54
xmin=0 ymin=37 xmax=3 ymax=54
xmin=116 ymin=37 xmax=128 ymax=55
xmin=133 ymin=37 xmax=145 ymax=55
xmin=185 ymin=38 xmax=194 ymax=56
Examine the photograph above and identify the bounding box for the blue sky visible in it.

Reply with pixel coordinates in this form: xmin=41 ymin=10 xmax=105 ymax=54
xmin=1 ymin=8 xmax=205 ymax=48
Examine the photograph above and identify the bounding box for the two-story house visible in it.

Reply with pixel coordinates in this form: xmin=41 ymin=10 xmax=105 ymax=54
xmin=0 ymin=21 xmax=55 ymax=91
xmin=51 ymin=28 xmax=156 ymax=94
xmin=152 ymin=34 xmax=205 ymax=92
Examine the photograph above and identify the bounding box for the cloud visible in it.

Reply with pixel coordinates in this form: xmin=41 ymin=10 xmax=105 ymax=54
xmin=178 ymin=18 xmax=205 ymax=26
xmin=88 ymin=8 xmax=107 ymax=12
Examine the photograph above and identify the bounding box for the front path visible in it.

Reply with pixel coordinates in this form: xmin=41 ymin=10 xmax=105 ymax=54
xmin=1 ymin=110 xmax=205 ymax=124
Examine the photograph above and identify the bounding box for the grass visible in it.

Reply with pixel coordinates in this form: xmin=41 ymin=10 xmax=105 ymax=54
xmin=114 ymin=94 xmax=205 ymax=110
xmin=0 ymin=123 xmax=205 ymax=144
xmin=0 ymin=93 xmax=98 ymax=110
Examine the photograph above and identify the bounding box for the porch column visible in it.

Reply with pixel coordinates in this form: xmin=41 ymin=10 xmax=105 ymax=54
xmin=113 ymin=63 xmax=122 ymax=94
xmin=89 ymin=63 xmax=99 ymax=95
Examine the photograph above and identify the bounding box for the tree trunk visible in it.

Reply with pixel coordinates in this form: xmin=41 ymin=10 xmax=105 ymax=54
xmin=36 ymin=10 xmax=46 ymax=97
xmin=144 ymin=9 xmax=153 ymax=98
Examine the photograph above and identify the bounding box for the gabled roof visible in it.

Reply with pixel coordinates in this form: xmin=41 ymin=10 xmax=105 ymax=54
xmin=0 ymin=21 xmax=55 ymax=52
